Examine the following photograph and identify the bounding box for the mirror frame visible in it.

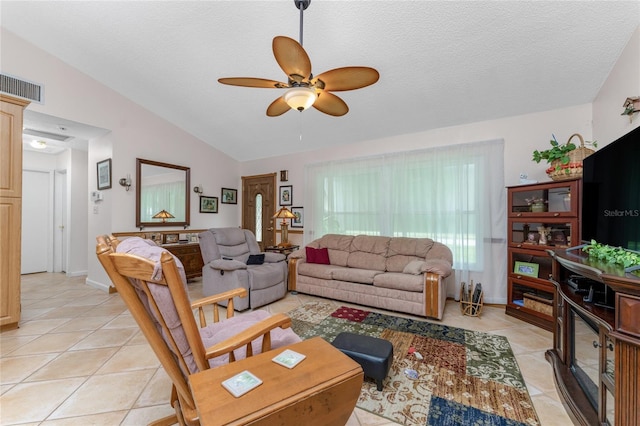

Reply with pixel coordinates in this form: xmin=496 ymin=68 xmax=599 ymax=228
xmin=136 ymin=158 xmax=190 ymax=228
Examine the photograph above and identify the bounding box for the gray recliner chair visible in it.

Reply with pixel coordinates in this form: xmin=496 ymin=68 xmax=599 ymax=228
xmin=198 ymin=228 xmax=288 ymax=310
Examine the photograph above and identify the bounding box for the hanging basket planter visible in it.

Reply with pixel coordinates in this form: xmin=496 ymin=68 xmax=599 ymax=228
xmin=546 ymin=134 xmax=595 ymax=181
xmin=533 ymin=133 xmax=597 ymax=181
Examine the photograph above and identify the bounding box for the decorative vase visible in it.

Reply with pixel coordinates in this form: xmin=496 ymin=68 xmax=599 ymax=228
xmin=531 ymin=202 xmax=546 ymax=212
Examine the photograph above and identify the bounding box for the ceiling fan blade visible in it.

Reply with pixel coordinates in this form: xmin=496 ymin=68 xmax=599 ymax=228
xmin=313 ymin=67 xmax=380 ymax=92
xmin=313 ymin=90 xmax=349 ymax=116
xmin=218 ymin=77 xmax=288 ymax=89
xmin=273 ymin=36 xmax=312 ymax=82
xmin=266 ymin=96 xmax=291 ymax=117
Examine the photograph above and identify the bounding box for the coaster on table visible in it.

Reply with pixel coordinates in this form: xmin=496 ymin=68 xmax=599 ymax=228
xmin=272 ymin=349 xmax=306 ymax=369
xmin=221 ymin=370 xmax=262 ymax=397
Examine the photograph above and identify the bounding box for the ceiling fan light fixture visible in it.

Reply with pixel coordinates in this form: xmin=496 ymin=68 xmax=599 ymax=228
xmin=283 ymin=86 xmax=316 ymax=111
xmin=30 ymin=140 xmax=47 ymax=149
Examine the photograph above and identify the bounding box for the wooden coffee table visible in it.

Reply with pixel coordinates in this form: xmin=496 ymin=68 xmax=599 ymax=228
xmin=189 ymin=337 xmax=363 ymax=425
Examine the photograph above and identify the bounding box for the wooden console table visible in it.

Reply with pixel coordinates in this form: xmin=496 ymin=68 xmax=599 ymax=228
xmin=113 ymin=230 xmax=205 ymax=279
xmin=189 ymin=337 xmax=363 ymax=425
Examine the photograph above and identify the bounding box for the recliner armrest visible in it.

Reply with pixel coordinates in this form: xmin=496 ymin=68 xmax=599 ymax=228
xmin=209 ymin=259 xmax=247 ymax=271
xmin=263 ymin=252 xmax=285 ymax=263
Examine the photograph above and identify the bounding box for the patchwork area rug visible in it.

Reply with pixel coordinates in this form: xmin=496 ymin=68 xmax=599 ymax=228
xmin=287 ymin=302 xmax=540 ymax=426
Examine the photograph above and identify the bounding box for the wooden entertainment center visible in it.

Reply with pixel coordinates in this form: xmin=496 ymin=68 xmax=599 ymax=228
xmin=546 ymin=248 xmax=639 ymax=426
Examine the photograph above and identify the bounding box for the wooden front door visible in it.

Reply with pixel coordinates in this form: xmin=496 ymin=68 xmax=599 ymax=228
xmin=242 ymin=174 xmax=276 ymax=250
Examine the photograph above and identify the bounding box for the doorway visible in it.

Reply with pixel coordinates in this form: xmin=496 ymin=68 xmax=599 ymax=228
xmin=21 ymin=169 xmax=53 ymax=274
xmin=242 ymin=173 xmax=277 ymax=250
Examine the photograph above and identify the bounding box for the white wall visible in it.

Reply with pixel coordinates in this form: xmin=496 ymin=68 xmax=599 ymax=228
xmin=593 ymin=26 xmax=640 ymax=143
xmin=3 ymin=28 xmax=242 ymax=290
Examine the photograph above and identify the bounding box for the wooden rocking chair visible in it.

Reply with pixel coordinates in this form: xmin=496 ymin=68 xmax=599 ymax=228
xmin=96 ymin=235 xmax=301 ymax=426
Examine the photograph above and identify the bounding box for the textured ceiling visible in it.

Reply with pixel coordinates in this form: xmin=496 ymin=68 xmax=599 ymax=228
xmin=2 ymin=1 xmax=639 ymax=161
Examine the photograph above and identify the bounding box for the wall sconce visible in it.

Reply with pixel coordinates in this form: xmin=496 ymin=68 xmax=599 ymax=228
xmin=119 ymin=174 xmax=132 ymax=191
xmin=193 ymin=184 xmax=203 ymax=194
xmin=622 ymin=96 xmax=640 ymax=122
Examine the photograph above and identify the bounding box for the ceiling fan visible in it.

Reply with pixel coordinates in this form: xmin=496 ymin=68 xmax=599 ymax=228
xmin=218 ymin=0 xmax=379 ymax=117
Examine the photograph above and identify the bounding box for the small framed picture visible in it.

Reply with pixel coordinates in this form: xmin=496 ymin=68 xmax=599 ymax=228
xmin=280 ymin=170 xmax=289 ymax=182
xmin=164 ymin=233 xmax=179 ymax=244
xmin=96 ymin=158 xmax=112 ymax=190
xmin=151 ymin=233 xmax=163 ymax=245
xmin=189 ymin=234 xmax=199 ymax=243
xmin=279 ymin=185 xmax=292 ymax=206
xmin=221 ymin=188 xmax=237 ymax=204
xmin=199 ymin=196 xmax=218 ymax=213
xmin=514 ymin=261 xmax=539 ymax=278
xmin=551 ymin=230 xmax=568 ymax=246
xmin=291 ymin=206 xmax=304 ymax=228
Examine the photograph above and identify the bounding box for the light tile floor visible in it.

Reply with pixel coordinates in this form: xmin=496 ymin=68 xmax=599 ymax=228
xmin=0 ymin=273 xmax=574 ymax=425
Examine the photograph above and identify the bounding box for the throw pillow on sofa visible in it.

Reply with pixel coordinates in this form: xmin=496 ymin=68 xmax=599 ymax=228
xmin=306 ymin=247 xmax=330 ymax=264
xmin=246 ymin=254 xmax=265 ymax=265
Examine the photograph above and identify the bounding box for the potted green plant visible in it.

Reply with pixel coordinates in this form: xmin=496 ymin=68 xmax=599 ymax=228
xmin=532 ymin=134 xmax=597 ymax=180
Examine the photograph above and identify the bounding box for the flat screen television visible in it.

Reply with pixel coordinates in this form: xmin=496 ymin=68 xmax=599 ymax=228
xmin=581 ymin=125 xmax=640 ymax=251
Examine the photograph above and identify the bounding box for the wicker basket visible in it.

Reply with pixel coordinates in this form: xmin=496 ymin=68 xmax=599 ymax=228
xmin=546 ymin=133 xmax=595 ymax=181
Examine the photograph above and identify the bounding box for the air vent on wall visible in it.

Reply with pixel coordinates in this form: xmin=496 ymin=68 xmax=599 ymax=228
xmin=0 ymin=73 xmax=44 ymax=104
xmin=23 ymin=128 xmax=72 ymax=142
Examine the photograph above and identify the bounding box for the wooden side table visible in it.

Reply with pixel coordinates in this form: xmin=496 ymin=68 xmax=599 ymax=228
xmin=189 ymin=337 xmax=363 ymax=425
xmin=264 ymin=245 xmax=299 ymax=259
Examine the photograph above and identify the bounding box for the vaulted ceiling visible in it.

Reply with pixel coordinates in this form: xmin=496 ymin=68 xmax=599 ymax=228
xmin=2 ymin=1 xmax=638 ymax=161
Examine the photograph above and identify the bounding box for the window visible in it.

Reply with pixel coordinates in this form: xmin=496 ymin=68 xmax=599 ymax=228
xmin=304 ymin=139 xmax=506 ymax=302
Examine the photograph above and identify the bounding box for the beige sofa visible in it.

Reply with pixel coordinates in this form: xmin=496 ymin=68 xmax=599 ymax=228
xmin=288 ymin=234 xmax=454 ymax=319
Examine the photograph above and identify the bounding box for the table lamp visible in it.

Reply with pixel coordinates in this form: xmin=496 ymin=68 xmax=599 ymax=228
xmin=272 ymin=206 xmax=296 ymax=247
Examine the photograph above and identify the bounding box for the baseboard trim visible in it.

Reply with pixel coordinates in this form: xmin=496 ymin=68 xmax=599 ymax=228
xmin=66 ymin=270 xmax=88 ymax=278
xmin=85 ymin=278 xmax=113 ymax=293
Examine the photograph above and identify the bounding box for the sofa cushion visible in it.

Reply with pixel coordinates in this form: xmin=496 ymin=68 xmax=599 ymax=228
xmin=386 ymin=237 xmax=435 ymax=272
xmin=346 ymin=235 xmax=389 ymax=271
xmin=316 ymin=234 xmax=354 ymax=266
xmin=332 ymin=267 xmax=382 ymax=285
xmin=373 ymin=272 xmax=424 ymax=292
xmin=403 ymin=260 xmax=426 ymax=275
xmin=248 ymin=263 xmax=286 ymax=291
xmin=306 ymin=247 xmax=330 ymax=264
xmin=298 ymin=263 xmax=345 ymax=280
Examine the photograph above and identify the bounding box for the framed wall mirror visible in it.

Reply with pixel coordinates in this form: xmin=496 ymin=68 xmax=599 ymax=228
xmin=136 ymin=158 xmax=190 ymax=228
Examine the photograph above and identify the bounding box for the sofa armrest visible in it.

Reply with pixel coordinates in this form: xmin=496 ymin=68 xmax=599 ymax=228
xmin=402 ymin=259 xmax=452 ymax=277
xmin=209 ymin=259 xmax=247 ymax=271
xmin=288 ymin=248 xmax=305 ymax=260
xmin=263 ymin=252 xmax=286 ymax=263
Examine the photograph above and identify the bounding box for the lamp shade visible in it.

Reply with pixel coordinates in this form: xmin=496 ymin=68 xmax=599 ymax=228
xmin=283 ymin=86 xmax=316 ymax=111
xmin=272 ymin=206 xmax=296 ymax=220
xmin=152 ymin=209 xmax=175 ymax=223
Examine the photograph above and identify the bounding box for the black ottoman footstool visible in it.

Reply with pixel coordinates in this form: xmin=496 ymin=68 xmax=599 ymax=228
xmin=332 ymin=332 xmax=393 ymax=391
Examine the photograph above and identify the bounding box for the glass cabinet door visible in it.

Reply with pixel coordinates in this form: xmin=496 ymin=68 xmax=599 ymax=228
xmin=510 ymin=219 xmax=574 ymax=249
xmin=508 ymin=181 xmax=578 ymax=217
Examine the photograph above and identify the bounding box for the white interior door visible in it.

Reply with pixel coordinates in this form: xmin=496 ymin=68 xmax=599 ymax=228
xmin=21 ymin=170 xmax=52 ymax=274
xmin=54 ymin=170 xmax=67 ymax=272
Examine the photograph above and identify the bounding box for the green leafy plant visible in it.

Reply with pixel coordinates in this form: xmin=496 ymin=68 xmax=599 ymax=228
xmin=532 ymin=137 xmax=597 ymax=171
xmin=583 ymin=240 xmax=640 ymax=269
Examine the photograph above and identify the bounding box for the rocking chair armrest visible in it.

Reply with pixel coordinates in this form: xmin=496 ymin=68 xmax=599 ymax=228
xmin=191 ymin=288 xmax=248 ymax=327
xmin=204 ymin=313 xmax=293 ymax=361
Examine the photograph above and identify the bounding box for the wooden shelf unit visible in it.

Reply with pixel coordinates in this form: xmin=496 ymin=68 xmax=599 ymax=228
xmin=505 ymin=179 xmax=581 ymax=331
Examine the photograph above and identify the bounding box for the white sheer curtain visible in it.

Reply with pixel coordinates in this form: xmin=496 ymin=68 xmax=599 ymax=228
xmin=304 ymin=139 xmax=507 ymax=303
